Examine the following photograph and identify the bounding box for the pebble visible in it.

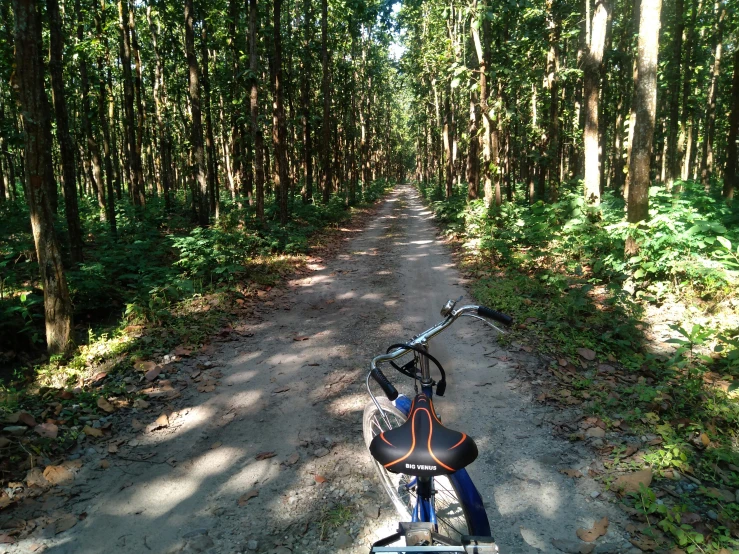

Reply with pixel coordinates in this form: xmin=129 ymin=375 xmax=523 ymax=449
xmin=246 ymin=539 xmax=258 ymax=551
xmin=334 ymin=530 xmax=353 ymax=548
xmin=707 ymin=510 xmax=718 ymax=521
xmin=590 ymin=491 xmax=600 ymax=499
xmin=313 ymin=447 xmax=330 ymax=457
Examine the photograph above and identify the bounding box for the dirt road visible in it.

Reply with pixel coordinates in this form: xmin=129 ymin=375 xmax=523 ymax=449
xmin=11 ymin=186 xmax=632 ymax=554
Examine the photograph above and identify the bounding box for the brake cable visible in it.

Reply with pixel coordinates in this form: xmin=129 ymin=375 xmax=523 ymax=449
xmin=386 ymin=343 xmax=447 ymax=396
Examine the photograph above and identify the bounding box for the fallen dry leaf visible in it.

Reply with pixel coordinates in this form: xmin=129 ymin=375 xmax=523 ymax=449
xmin=131 ymin=418 xmax=146 ymax=431
xmin=611 ymin=469 xmax=652 ymax=494
xmin=100 ymin=460 xmax=110 ymax=469
xmin=134 ymin=360 xmax=157 ymax=373
xmin=255 ymin=451 xmax=276 ymax=461
xmin=293 ymin=336 xmax=310 ymax=341
xmin=144 ymin=366 xmax=161 ymax=382
xmin=146 ymin=413 xmax=169 ymax=433
xmin=96 ymin=397 xmax=116 ymax=413
xmin=25 ymin=468 xmax=50 ymax=488
xmin=108 ymin=443 xmax=119 ymax=454
xmin=273 ymin=387 xmax=290 ymax=394
xmin=210 ymin=442 xmax=222 ymax=450
xmin=577 ymin=348 xmax=597 ymax=361
xmin=238 ymin=489 xmax=259 ymax=506
xmin=172 ymin=346 xmax=192 ymax=357
xmin=314 ymin=475 xmax=327 ymax=484
xmin=18 ymin=412 xmax=37 ymax=427
xmin=0 ymin=492 xmax=11 ymax=509
xmin=54 ymin=514 xmax=78 ymax=534
xmin=82 ymin=425 xmax=104 ymax=438
xmin=286 ymin=452 xmax=300 ymax=465
xmin=35 ymin=423 xmax=58 ymax=439
xmin=0 ymin=534 xmax=16 ymax=544
xmin=197 ymin=383 xmax=216 ymax=393
xmin=133 ymin=399 xmax=150 ymax=410
xmin=43 ymin=465 xmax=74 ymax=486
xmin=576 ymin=517 xmax=609 ymax=542
xmin=560 ymin=469 xmax=583 ymax=478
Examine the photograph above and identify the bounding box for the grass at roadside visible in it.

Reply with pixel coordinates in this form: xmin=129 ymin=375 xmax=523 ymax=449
xmin=418 ymin=180 xmax=739 ymax=553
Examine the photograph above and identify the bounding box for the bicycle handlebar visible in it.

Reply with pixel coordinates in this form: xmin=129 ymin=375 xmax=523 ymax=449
xmin=369 ymin=304 xmax=511 ymax=400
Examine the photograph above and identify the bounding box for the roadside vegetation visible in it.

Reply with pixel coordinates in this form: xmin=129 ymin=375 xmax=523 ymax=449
xmin=419 ymin=179 xmax=739 ymax=552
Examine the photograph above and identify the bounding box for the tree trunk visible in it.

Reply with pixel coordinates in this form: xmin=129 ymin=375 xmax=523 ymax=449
xmin=699 ymin=1 xmax=724 ymax=187
xmin=76 ymin=0 xmax=106 ymax=222
xmin=320 ymin=0 xmax=332 ymax=203
xmin=146 ymin=5 xmax=171 ymax=211
xmin=664 ymin=0 xmax=683 ymax=187
xmin=117 ymin=0 xmax=141 ymax=205
xmin=583 ymin=0 xmax=609 ymax=205
xmin=202 ymin=24 xmax=219 ymax=218
xmin=185 ymin=0 xmax=209 ymax=226
xmin=723 ymin=48 xmax=739 ymax=200
xmin=272 ymin=0 xmax=289 ymax=224
xmin=12 ymin=0 xmax=74 ymax=355
xmin=466 ymin=87 xmax=480 ymax=199
xmin=249 ymin=0 xmax=264 ymax=220
xmin=301 ymin=0 xmax=313 ymax=204
xmin=46 ymin=0 xmax=84 ymax=263
xmin=625 ymin=0 xmax=662 ymax=256
xmin=543 ymin=0 xmax=561 ymax=201
xmin=471 ymin=0 xmax=493 ymax=207
xmin=129 ymin=7 xmax=146 ymax=202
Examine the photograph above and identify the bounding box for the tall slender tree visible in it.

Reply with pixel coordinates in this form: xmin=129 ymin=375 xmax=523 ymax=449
xmin=583 ymin=0 xmax=609 ymax=205
xmin=185 ymin=0 xmax=209 ymax=225
xmin=626 ymin=0 xmax=662 ymax=256
xmin=46 ymin=0 xmax=84 ymax=263
xmin=12 ymin=0 xmax=74 ymax=355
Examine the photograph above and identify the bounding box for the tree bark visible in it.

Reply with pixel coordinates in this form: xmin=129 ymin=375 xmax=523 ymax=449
xmin=699 ymin=1 xmax=724 ymax=187
xmin=46 ymin=0 xmax=84 ymax=263
xmin=471 ymin=0 xmax=493 ymax=207
xmin=12 ymin=0 xmax=74 ymax=355
xmin=583 ymin=0 xmax=609 ymax=205
xmin=249 ymin=0 xmax=265 ymax=220
xmin=75 ymin=0 xmax=106 ymax=222
xmin=146 ymin=5 xmax=171 ymax=212
xmin=185 ymin=0 xmax=209 ymax=226
xmin=272 ymin=0 xmax=289 ymax=224
xmin=664 ymin=0 xmax=683 ymax=187
xmin=300 ymin=0 xmax=313 ymax=204
xmin=202 ymin=24 xmax=219 ymax=218
xmin=320 ymin=0 xmax=332 ymax=203
xmin=723 ymin=48 xmax=739 ymax=200
xmin=117 ymin=0 xmax=141 ymax=205
xmin=626 ymin=0 xmax=662 ymax=256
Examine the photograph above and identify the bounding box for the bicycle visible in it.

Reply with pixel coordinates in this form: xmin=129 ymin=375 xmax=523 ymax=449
xmin=362 ymin=298 xmax=513 ymax=553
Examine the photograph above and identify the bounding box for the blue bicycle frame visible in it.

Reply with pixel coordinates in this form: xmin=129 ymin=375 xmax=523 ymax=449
xmin=393 ymin=391 xmax=491 ymax=537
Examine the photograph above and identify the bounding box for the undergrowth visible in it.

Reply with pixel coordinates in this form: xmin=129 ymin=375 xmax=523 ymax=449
xmin=0 ymin=180 xmax=393 ymax=385
xmin=419 ymin=179 xmax=739 ymax=551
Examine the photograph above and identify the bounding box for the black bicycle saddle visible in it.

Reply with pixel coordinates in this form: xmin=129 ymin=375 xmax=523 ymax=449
xmin=369 ymin=394 xmax=478 ymax=477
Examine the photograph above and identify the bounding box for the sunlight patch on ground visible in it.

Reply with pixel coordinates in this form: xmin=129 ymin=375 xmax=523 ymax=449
xmin=410 ymin=240 xmax=434 ymax=245
xmin=326 ymin=392 xmax=366 ymax=415
xmin=378 ymin=321 xmax=404 ymax=335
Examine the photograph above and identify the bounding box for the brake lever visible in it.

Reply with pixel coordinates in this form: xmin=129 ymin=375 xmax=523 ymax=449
xmin=459 ymin=313 xmax=507 ymax=334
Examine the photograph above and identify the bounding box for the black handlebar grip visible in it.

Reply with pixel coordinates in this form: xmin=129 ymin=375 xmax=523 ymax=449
xmin=371 ymin=367 xmax=399 ymax=401
xmin=478 ymin=306 xmax=513 ymax=326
